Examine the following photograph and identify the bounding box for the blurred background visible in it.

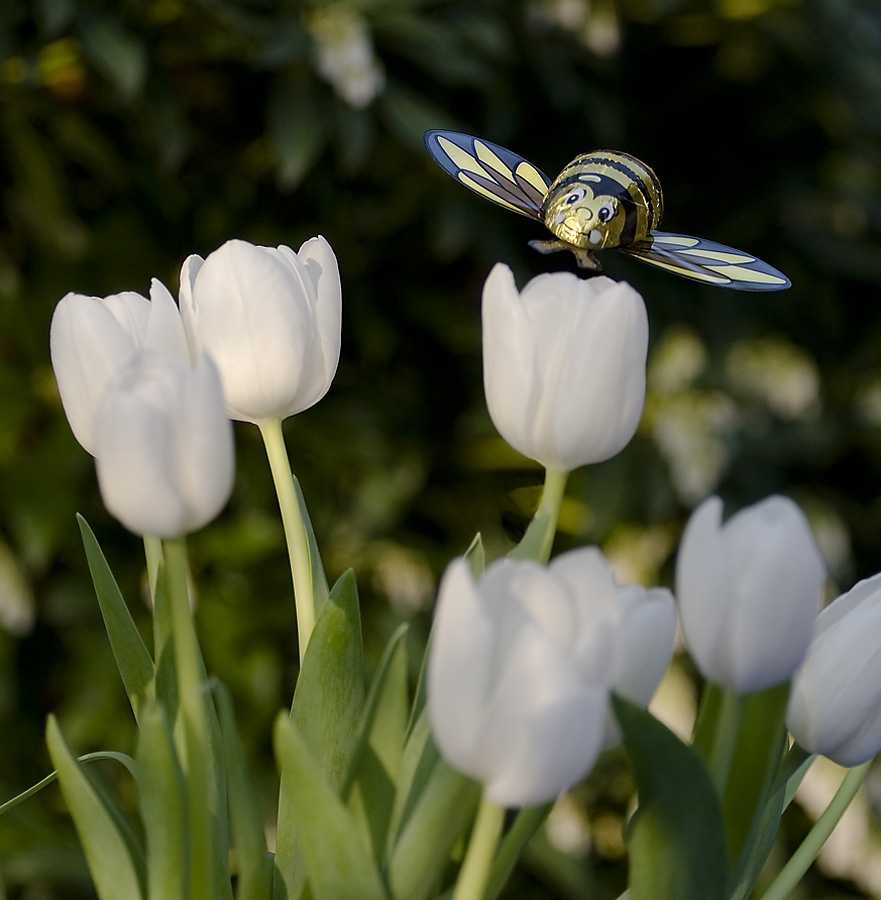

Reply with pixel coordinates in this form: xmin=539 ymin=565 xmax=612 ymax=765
xmin=2 ymin=0 xmax=881 ymax=896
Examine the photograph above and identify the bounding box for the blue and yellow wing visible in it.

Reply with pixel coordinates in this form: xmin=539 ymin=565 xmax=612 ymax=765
xmin=618 ymin=231 xmax=791 ymax=292
xmin=424 ymin=130 xmax=551 ymax=221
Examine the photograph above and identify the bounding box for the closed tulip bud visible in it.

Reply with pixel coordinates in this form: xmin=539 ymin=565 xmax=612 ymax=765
xmin=676 ymin=495 xmax=826 ymax=694
xmin=179 ymin=237 xmax=341 ymax=424
xmin=787 ymin=574 xmax=881 ymax=766
xmin=604 ymin=584 xmax=677 ymax=748
xmin=94 ymin=351 xmax=234 ymax=539
xmin=427 ymin=548 xmax=620 ymax=807
xmin=49 ymin=280 xmax=189 ymax=454
xmin=481 ymin=264 xmax=648 ymax=471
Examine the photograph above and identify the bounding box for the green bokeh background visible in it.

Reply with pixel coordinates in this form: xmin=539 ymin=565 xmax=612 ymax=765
xmin=2 ymin=0 xmax=881 ymax=896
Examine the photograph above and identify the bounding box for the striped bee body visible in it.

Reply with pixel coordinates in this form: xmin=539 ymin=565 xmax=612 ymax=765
xmin=424 ymin=130 xmax=791 ymax=291
xmin=542 ymin=151 xmax=663 ymax=249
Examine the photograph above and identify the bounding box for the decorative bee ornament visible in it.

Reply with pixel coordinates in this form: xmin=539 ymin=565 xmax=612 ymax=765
xmin=424 ymin=130 xmax=790 ymax=291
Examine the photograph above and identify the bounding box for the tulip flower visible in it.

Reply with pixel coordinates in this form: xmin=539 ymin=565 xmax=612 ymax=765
xmin=603 ymin=584 xmax=677 ymax=747
xmin=676 ymin=495 xmax=826 ymax=694
xmin=481 ymin=264 xmax=648 ymax=471
xmin=787 ymin=573 xmax=881 ymax=766
xmin=94 ymin=351 xmax=234 ymax=539
xmin=49 ymin=280 xmax=189 ymax=455
xmin=427 ymin=548 xmax=620 ymax=807
xmin=179 ymin=237 xmax=341 ymax=424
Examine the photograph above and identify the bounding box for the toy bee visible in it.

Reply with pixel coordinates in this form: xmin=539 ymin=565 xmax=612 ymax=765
xmin=424 ymin=130 xmax=790 ymax=291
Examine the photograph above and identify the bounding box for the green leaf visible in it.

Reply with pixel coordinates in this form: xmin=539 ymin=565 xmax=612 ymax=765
xmin=345 ymin=625 xmax=409 ymax=860
xmin=0 ymin=751 xmax=136 ymax=817
xmin=721 ymin=683 xmax=791 ymax=898
xmin=291 ymin=473 xmax=330 ymax=619
xmin=135 ymin=702 xmax=189 ymax=900
xmin=274 ymin=569 xmax=366 ymax=900
xmin=214 ymin=683 xmax=273 ymax=900
xmin=463 ymin=533 xmax=485 ymax=576
xmin=386 ymin=753 xmax=480 ymax=900
xmin=385 ymin=707 xmax=435 ymax=857
xmin=273 ymin=714 xmax=389 ymax=900
xmin=484 ymin=803 xmax=553 ymax=900
xmin=77 ymin=515 xmax=154 ymax=722
xmin=46 ymin=716 xmax=146 ymax=900
xmin=613 ymin=696 xmax=727 ymax=900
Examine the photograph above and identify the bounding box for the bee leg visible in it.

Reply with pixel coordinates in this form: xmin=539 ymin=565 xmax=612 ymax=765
xmin=528 ymin=239 xmax=601 ymax=271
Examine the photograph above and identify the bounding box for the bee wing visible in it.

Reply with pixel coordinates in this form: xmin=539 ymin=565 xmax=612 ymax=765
xmin=618 ymin=231 xmax=791 ymax=292
xmin=424 ymin=130 xmax=551 ymax=221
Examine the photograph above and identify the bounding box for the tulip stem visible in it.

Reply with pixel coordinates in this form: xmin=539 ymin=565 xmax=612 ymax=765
xmin=164 ymin=536 xmax=217 ymax=899
xmin=509 ymin=465 xmax=569 ymax=564
xmin=759 ymin=760 xmax=872 ymax=900
xmin=258 ymin=418 xmax=315 ymax=664
xmin=452 ymin=793 xmax=506 ymax=900
xmin=708 ymin=687 xmax=742 ymax=796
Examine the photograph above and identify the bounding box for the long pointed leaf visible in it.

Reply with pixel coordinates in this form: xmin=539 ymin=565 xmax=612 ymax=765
xmin=77 ymin=515 xmax=154 ymax=721
xmin=274 ymin=569 xmax=365 ymax=900
xmin=214 ymin=683 xmax=273 ymax=900
xmin=46 ymin=716 xmax=146 ymax=900
xmin=273 ymin=715 xmax=388 ymax=900
xmin=386 ymin=754 xmax=480 ymax=900
xmin=614 ymin=696 xmax=727 ymax=900
xmin=345 ymin=626 xmax=409 ymax=860
xmin=135 ymin=702 xmax=190 ymax=900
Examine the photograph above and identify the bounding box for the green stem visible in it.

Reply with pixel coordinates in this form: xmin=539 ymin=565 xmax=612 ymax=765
xmin=164 ymin=537 xmax=215 ymax=900
xmin=708 ymin=688 xmax=742 ymax=796
xmin=508 ymin=465 xmax=569 ymax=564
xmin=452 ymin=793 xmax=505 ymax=900
xmin=258 ymin=418 xmax=315 ymax=663
xmin=759 ymin=761 xmax=872 ymax=900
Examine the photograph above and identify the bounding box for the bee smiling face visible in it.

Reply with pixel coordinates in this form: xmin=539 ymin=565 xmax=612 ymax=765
xmin=541 ymin=175 xmax=627 ymax=250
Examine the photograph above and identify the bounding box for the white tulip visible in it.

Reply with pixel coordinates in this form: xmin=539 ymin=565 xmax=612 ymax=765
xmin=482 ymin=264 xmax=648 ymax=471
xmin=788 ymin=574 xmax=881 ymax=766
xmin=604 ymin=584 xmax=677 ymax=748
xmin=676 ymin=495 xmax=826 ymax=693
xmin=49 ymin=280 xmax=189 ymax=454
xmin=179 ymin=237 xmax=341 ymax=424
xmin=427 ymin=548 xmax=619 ymax=807
xmin=94 ymin=351 xmax=234 ymax=538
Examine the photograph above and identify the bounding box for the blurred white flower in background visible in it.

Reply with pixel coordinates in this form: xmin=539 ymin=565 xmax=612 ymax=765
xmin=308 ymin=4 xmax=385 ymax=108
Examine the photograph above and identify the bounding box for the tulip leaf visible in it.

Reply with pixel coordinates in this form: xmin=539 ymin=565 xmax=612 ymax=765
xmin=386 ymin=707 xmax=435 ymax=852
xmin=292 ymin=473 xmax=330 ymax=617
xmin=77 ymin=515 xmax=154 ymax=722
xmin=484 ymin=802 xmax=554 ymax=900
xmin=46 ymin=715 xmax=147 ymax=900
xmin=721 ymin=683 xmax=791 ymax=897
xmin=0 ymin=751 xmax=136 ymax=817
xmin=613 ymin=696 xmax=727 ymax=900
xmin=386 ymin=754 xmax=480 ymax=900
xmin=273 ymin=714 xmax=389 ymax=900
xmin=274 ymin=568 xmax=365 ymax=900
xmin=135 ymin=702 xmax=189 ymax=900
xmin=344 ymin=625 xmax=409 ymax=859
xmin=214 ymin=683 xmax=273 ymax=900
xmin=464 ymin=532 xmax=486 ymax=576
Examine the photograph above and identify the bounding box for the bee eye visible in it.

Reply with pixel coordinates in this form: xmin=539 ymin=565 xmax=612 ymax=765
xmin=597 ymin=202 xmax=615 ymax=223
xmin=564 ymin=188 xmax=586 ymax=205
